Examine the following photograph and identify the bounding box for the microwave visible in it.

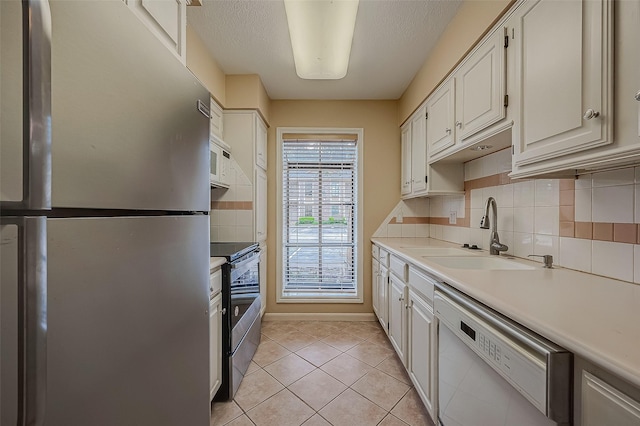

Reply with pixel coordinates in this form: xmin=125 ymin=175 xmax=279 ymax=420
xmin=210 ymin=140 xmax=231 ymax=188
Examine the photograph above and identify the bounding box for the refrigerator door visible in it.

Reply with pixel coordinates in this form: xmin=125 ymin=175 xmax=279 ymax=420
xmin=45 ymin=215 xmax=209 ymax=426
xmin=49 ymin=0 xmax=209 ymax=212
xmin=1 ymin=217 xmax=48 ymax=426
xmin=0 ymin=0 xmax=52 ymax=210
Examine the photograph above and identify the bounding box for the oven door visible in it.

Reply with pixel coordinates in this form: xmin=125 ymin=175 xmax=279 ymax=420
xmin=230 ymin=251 xmax=260 ymax=350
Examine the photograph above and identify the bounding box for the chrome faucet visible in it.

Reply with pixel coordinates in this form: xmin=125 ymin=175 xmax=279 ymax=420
xmin=480 ymin=197 xmax=509 ymax=255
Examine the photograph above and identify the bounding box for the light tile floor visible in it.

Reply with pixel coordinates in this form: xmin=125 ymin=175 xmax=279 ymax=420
xmin=211 ymin=321 xmax=435 ymax=426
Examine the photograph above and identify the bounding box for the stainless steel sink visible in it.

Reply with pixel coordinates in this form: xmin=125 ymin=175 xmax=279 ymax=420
xmin=424 ymin=256 xmax=536 ymax=270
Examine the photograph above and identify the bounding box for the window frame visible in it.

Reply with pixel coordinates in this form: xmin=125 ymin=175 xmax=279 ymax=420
xmin=276 ymin=127 xmax=364 ymax=303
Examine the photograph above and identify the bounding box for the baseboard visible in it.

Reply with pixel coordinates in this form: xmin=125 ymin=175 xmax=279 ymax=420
xmin=262 ymin=312 xmax=376 ymax=322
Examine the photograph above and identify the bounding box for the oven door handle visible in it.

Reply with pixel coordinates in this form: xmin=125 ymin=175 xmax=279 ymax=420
xmin=231 ymin=251 xmax=260 ymax=270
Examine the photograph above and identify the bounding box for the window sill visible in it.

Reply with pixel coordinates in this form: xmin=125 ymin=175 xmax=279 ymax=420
xmin=278 ymin=293 xmax=363 ymax=304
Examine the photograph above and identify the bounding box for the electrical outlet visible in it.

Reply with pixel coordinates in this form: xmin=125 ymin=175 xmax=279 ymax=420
xmin=449 ymin=211 xmax=457 ymax=224
xmin=396 ymin=212 xmax=403 ymax=223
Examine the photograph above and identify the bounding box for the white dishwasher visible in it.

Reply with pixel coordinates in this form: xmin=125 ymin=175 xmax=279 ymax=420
xmin=435 ymin=283 xmax=572 ymax=426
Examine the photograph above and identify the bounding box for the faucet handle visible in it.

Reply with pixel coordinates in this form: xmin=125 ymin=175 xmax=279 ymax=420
xmin=528 ymin=254 xmax=553 ymax=268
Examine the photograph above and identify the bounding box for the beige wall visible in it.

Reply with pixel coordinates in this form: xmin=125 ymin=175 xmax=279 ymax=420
xmin=398 ymin=0 xmax=513 ymax=125
xmin=266 ymin=100 xmax=400 ymax=314
xmin=226 ymin=75 xmax=272 ymax=125
xmin=185 ymin=25 xmax=226 ymax=106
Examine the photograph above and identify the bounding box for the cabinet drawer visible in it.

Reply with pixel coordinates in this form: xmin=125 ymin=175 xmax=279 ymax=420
xmin=210 ymin=267 xmax=222 ymax=296
xmin=408 ymin=266 xmax=436 ymax=304
xmin=390 ymin=255 xmax=408 ymax=282
xmin=379 ymin=248 xmax=390 ymax=267
xmin=372 ymin=244 xmax=379 ymax=259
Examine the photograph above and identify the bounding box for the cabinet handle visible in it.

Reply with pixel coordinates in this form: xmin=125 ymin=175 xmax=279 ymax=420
xmin=635 ymin=90 xmax=640 ymax=101
xmin=583 ymin=109 xmax=600 ymax=120
xmin=455 ymin=121 xmax=462 ymax=128
xmin=445 ymin=128 xmax=451 ymax=134
xmin=399 ymin=296 xmax=404 ymax=301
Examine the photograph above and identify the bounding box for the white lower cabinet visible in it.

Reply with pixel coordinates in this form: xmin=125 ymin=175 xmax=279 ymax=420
xmin=388 ymin=274 xmax=407 ymax=365
xmin=209 ymin=292 xmax=222 ymax=400
xmin=408 ymin=289 xmax=436 ymax=418
xmin=581 ymin=370 xmax=640 ymax=426
xmin=377 ymin=264 xmax=389 ymax=333
xmin=372 ymin=257 xmax=380 ymax=317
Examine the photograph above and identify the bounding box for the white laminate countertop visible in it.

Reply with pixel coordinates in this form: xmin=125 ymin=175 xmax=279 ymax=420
xmin=372 ymin=237 xmax=640 ymax=388
xmin=210 ymin=257 xmax=226 ymax=271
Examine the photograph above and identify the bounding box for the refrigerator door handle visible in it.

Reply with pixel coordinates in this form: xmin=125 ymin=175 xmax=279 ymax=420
xmin=19 ymin=217 xmax=48 ymax=426
xmin=23 ymin=0 xmax=52 ymax=210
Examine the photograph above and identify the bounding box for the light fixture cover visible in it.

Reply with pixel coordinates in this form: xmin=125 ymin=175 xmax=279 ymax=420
xmin=284 ymin=0 xmax=359 ymax=80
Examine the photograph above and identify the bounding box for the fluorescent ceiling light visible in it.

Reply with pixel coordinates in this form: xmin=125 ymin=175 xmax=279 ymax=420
xmin=284 ymin=0 xmax=359 ymax=80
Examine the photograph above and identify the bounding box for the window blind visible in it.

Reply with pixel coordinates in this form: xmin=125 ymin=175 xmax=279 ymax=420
xmin=282 ymin=139 xmax=358 ymax=296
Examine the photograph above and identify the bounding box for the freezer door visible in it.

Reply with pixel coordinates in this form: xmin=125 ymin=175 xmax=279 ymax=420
xmin=1 ymin=217 xmax=48 ymax=426
xmin=0 ymin=0 xmax=52 ymax=210
xmin=49 ymin=1 xmax=209 ymax=211
xmin=46 ymin=215 xmax=210 ymax=426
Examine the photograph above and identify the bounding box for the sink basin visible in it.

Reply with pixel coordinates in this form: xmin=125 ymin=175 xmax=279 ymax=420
xmin=425 ymin=256 xmax=536 ymax=270
xmin=399 ymin=247 xmax=477 ymax=256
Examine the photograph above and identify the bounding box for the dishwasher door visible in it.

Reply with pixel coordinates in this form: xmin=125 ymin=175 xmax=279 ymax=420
xmin=435 ymin=284 xmax=571 ymax=426
xmin=438 ymin=321 xmax=558 ymax=426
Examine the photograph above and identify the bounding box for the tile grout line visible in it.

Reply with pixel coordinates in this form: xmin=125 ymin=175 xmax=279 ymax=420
xmin=218 ymin=321 xmax=424 ymax=426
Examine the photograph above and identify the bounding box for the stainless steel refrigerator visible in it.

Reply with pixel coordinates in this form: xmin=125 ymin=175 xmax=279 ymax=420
xmin=1 ymin=1 xmax=211 ymax=424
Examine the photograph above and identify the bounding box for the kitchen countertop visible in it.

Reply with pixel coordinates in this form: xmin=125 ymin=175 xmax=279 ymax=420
xmin=210 ymin=257 xmax=226 ymax=271
xmin=372 ymin=237 xmax=640 ymax=389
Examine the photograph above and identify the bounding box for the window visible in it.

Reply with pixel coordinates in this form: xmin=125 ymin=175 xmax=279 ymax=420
xmin=276 ymin=128 xmax=363 ymax=302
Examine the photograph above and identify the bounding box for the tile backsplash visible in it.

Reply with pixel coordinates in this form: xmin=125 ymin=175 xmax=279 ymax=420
xmin=377 ymin=148 xmax=640 ymax=285
xmin=210 ymin=157 xmax=254 ymax=242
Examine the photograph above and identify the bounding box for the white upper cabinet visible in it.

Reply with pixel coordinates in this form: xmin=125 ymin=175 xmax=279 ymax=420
xmin=410 ymin=107 xmax=428 ymax=195
xmin=426 ymin=78 xmax=455 ymax=159
xmin=209 ymin=98 xmax=224 ymax=145
xmin=427 ymin=27 xmax=508 ymax=163
xmin=127 ymin=0 xmax=187 ymax=63
xmin=401 ymin=125 xmax=412 ymax=196
xmin=255 ymin=168 xmax=267 ymax=242
xmin=510 ymin=0 xmax=613 ymax=176
xmin=455 ymin=29 xmax=507 ymax=143
xmin=256 ymin=117 xmax=268 ymax=171
xmin=401 ymin=104 xmax=463 ymax=199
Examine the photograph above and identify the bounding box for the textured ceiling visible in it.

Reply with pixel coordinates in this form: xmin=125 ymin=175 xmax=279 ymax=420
xmin=187 ymin=0 xmax=463 ymax=100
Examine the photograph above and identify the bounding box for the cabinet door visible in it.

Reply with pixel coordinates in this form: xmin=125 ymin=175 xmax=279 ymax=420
xmin=411 ymin=108 xmax=428 ymax=194
xmin=408 ymin=291 xmax=435 ymax=417
xmin=209 ymin=293 xmax=222 ymax=400
xmin=127 ymin=0 xmax=186 ymax=63
xmin=255 ymin=117 xmax=267 ymax=170
xmin=210 ymin=142 xmax=221 ymax=185
xmin=378 ymin=265 xmax=389 ymax=332
xmin=209 ymin=98 xmax=224 ymax=144
xmin=372 ymin=258 xmax=380 ymax=316
xmin=455 ymin=29 xmax=506 ymax=143
xmin=582 ymin=371 xmax=640 ymax=426
xmin=512 ymin=0 xmax=612 ymax=167
xmin=255 ymin=168 xmax=267 ymax=242
xmin=388 ymin=275 xmax=407 ymax=365
xmin=426 ymin=78 xmax=455 ymax=159
xmin=401 ymin=125 xmax=412 ymax=196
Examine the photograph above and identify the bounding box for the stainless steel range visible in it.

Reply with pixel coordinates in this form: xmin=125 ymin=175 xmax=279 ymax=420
xmin=210 ymin=242 xmax=262 ymax=400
